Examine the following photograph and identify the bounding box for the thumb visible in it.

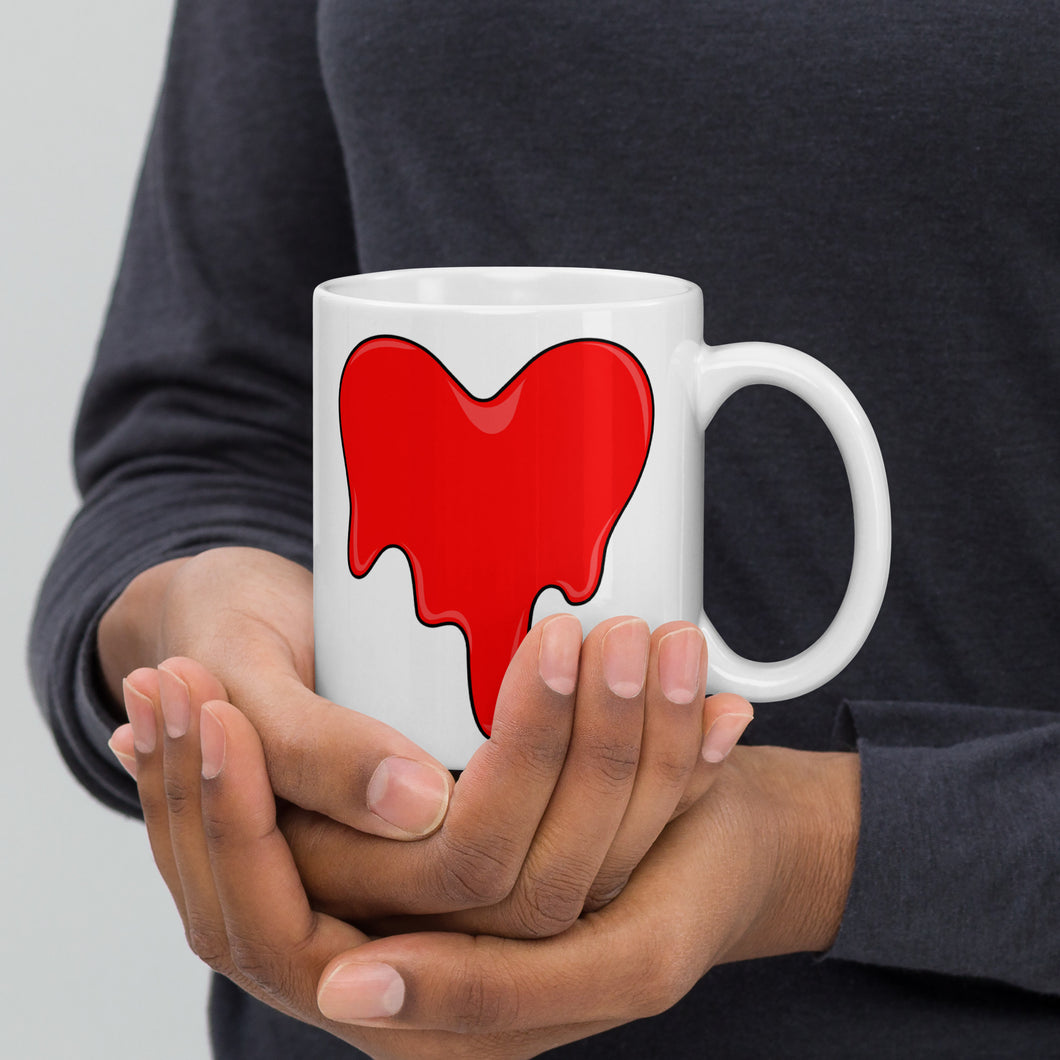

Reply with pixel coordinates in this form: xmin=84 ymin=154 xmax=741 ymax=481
xmin=315 ymin=919 xmax=647 ymax=1037
xmin=262 ymin=680 xmax=455 ymax=840
xmin=163 ymin=655 xmax=454 ymax=840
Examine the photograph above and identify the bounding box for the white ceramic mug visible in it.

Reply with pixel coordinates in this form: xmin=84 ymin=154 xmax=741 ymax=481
xmin=314 ymin=267 xmax=890 ymax=768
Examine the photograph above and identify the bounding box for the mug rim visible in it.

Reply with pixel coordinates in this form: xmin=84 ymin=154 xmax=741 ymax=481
xmin=316 ymin=266 xmax=698 ymax=311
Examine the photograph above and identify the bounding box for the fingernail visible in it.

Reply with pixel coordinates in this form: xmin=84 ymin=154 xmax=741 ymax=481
xmin=200 ymin=705 xmax=226 ymax=780
xmin=367 ymin=757 xmax=450 ymax=836
xmin=538 ymin=614 xmax=581 ymax=695
xmin=702 ymin=713 xmax=752 ymax=763
xmin=108 ymin=726 xmax=138 ymax=779
xmin=318 ymin=961 xmax=405 ymax=1022
xmin=123 ymin=678 xmax=157 ymax=754
xmin=158 ymin=664 xmax=191 ymax=739
xmin=658 ymin=628 xmax=705 ymax=704
xmin=602 ymin=619 xmax=650 ymax=699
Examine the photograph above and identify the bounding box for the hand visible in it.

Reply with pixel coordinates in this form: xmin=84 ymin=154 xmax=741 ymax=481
xmin=115 ymin=610 xmax=753 ymax=938
xmin=283 ymin=614 xmax=753 ymax=935
xmin=108 ymin=675 xmax=856 ymax=1059
xmin=99 ymin=547 xmax=455 ymax=840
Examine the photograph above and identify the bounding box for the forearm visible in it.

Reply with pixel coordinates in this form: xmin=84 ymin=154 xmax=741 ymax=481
xmin=714 ymin=745 xmax=860 ymax=965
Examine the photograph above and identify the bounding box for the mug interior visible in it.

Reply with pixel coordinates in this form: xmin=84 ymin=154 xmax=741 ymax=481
xmin=320 ymin=267 xmax=694 ymax=308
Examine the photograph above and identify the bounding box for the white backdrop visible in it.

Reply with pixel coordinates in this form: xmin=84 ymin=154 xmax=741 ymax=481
xmin=0 ymin=4 xmax=211 ymax=1057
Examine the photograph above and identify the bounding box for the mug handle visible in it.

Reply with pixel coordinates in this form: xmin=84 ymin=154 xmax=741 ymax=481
xmin=694 ymin=341 xmax=891 ymax=700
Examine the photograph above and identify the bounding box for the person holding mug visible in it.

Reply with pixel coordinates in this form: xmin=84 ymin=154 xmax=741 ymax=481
xmin=30 ymin=2 xmax=1058 ymax=1057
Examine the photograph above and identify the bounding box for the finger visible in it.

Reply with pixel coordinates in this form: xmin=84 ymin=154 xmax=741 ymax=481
xmin=120 ymin=669 xmax=187 ymax=916
xmin=585 ymin=622 xmax=707 ymax=911
xmin=157 ymin=662 xmax=240 ymax=973
xmin=700 ymin=693 xmax=755 ymax=764
xmin=197 ymin=699 xmax=368 ymax=1015
xmin=157 ymin=656 xmax=229 ymax=736
xmin=107 ymin=722 xmax=137 ymax=780
xmin=422 ymin=613 xmax=583 ymax=908
xmin=287 ymin=615 xmax=582 ymax=919
xmin=119 ymin=673 xmax=246 ymax=1003
xmin=489 ymin=616 xmax=648 ymax=936
xmin=665 ymin=693 xmax=755 ymax=818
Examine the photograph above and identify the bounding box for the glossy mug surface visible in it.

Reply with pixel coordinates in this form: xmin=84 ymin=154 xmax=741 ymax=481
xmin=313 ymin=267 xmax=890 ymax=768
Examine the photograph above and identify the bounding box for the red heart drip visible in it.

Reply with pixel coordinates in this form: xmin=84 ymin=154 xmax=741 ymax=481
xmin=339 ymin=336 xmax=653 ymax=735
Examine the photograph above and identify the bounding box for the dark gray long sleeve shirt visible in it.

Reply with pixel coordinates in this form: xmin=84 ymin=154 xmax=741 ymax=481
xmin=29 ymin=2 xmax=1060 ymax=1056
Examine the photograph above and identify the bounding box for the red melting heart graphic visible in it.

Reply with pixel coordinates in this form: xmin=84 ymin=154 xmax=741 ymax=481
xmin=339 ymin=336 xmax=653 ymax=735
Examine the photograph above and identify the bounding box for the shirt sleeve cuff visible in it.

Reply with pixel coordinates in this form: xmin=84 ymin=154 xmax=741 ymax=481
xmin=822 ymin=698 xmax=1060 ymax=996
